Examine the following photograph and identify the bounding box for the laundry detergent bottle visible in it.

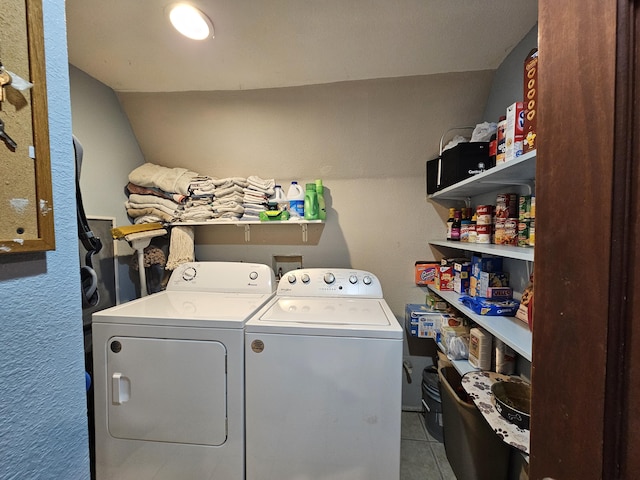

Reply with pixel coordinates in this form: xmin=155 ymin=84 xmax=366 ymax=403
xmin=287 ymin=181 xmax=304 ymax=217
xmin=304 ymin=183 xmax=319 ymax=220
xmin=315 ymin=179 xmax=326 ymax=220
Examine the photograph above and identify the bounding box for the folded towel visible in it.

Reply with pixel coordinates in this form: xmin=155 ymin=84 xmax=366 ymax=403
xmin=215 ymin=185 xmax=245 ymax=197
xmin=247 ymin=176 xmax=275 ymax=195
xmin=126 ymin=182 xmax=187 ymax=204
xmin=212 ymin=177 xmax=249 ymax=188
xmin=129 ymin=163 xmax=200 ymax=196
xmin=126 ymin=207 xmax=176 ymax=223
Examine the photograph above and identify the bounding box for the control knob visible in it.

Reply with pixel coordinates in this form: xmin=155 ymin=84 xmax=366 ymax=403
xmin=324 ymin=273 xmax=335 ymax=284
xmin=363 ymin=275 xmax=372 ymax=285
xmin=301 ymin=274 xmax=311 ymax=284
xmin=287 ymin=274 xmax=297 ymax=284
xmin=182 ymin=267 xmax=197 ymax=281
xmin=349 ymin=275 xmax=358 ymax=284
xmin=249 ymin=271 xmax=258 ymax=280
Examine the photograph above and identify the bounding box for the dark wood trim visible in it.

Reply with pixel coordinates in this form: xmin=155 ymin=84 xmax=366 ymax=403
xmin=531 ymin=1 xmax=617 ymax=478
xmin=603 ymin=2 xmax=635 ymax=477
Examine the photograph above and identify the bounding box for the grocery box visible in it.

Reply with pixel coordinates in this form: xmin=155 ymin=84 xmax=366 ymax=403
xmin=415 ymin=261 xmax=439 ymax=285
xmin=454 ymin=275 xmax=470 ymax=295
xmin=426 ymin=293 xmax=448 ymax=311
xmin=471 ymin=255 xmax=504 ymax=279
xmin=453 ymin=261 xmax=471 ymax=279
xmin=479 ymin=272 xmax=510 ymax=294
xmin=405 ymin=304 xmax=440 ymax=338
xmin=504 ymin=102 xmax=524 ymax=162
xmin=484 ymin=286 xmax=513 ymax=300
xmin=523 ymin=48 xmax=538 ymax=153
xmin=435 ymin=265 xmax=454 ymax=291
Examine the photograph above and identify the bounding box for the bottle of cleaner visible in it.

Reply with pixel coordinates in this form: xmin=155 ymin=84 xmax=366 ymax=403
xmin=304 ymin=183 xmax=319 ymax=220
xmin=315 ymin=179 xmax=326 ymax=220
xmin=269 ymin=185 xmax=287 ymax=210
xmin=287 ymin=181 xmax=304 ymax=217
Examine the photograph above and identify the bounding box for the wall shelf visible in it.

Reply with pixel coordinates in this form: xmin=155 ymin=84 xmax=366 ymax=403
xmin=430 ymin=240 xmax=534 ymax=262
xmin=429 ymin=285 xmax=532 ymax=361
xmin=168 ymin=220 xmax=325 ymax=245
xmin=429 ymin=150 xmax=536 ymax=202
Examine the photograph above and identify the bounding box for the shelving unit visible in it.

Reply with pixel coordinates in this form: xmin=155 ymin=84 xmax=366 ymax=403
xmin=429 ymin=240 xmax=533 ymax=262
xmin=167 ymin=220 xmax=325 ymax=245
xmin=429 ymin=286 xmax=532 ymax=360
xmin=437 ymin=341 xmax=478 ymax=376
xmin=427 ymin=150 xmax=536 ymax=370
xmin=429 ymin=150 xmax=536 ymax=201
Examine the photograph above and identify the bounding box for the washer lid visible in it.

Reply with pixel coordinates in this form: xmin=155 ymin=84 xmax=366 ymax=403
xmin=247 ymin=297 xmax=403 ymax=338
xmin=93 ymin=291 xmax=275 ymax=328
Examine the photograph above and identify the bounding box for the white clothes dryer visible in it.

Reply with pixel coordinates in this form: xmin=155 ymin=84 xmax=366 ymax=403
xmin=245 ymin=268 xmax=403 ymax=480
xmin=92 ymin=262 xmax=275 ymax=480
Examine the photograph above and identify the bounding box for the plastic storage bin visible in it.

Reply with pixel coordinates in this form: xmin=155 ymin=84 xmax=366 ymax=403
xmin=421 ymin=366 xmax=443 ymax=442
xmin=439 ymin=366 xmax=510 ymax=480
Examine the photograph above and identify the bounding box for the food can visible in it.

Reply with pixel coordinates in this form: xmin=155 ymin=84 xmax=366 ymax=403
xmin=529 ymin=220 xmax=535 ymax=246
xmin=476 ymin=205 xmax=493 ymax=225
xmin=518 ymin=220 xmax=531 ymax=247
xmin=496 ymin=193 xmax=518 ymax=219
xmin=476 ymin=224 xmax=492 ymax=244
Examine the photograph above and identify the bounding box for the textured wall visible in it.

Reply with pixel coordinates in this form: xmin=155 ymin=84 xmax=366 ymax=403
xmin=0 ymin=1 xmax=90 ymax=479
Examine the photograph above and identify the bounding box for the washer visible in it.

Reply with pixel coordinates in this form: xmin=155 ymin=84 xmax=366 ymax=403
xmin=92 ymin=261 xmax=276 ymax=480
xmin=245 ymin=268 xmax=403 ymax=480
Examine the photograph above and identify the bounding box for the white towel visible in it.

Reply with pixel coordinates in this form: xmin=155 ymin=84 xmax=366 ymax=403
xmin=247 ymin=176 xmax=275 ymax=195
xmin=129 ymin=163 xmax=199 ymax=196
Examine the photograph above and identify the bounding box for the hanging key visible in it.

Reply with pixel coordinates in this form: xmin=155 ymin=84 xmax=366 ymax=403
xmin=0 ymin=69 xmax=10 ymax=102
xmin=0 ymin=118 xmax=17 ymax=150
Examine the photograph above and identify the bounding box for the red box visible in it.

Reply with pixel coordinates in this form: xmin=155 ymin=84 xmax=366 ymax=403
xmin=435 ymin=266 xmax=454 ymax=291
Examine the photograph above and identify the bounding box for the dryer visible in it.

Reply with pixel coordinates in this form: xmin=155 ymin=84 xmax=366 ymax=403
xmin=245 ymin=268 xmax=403 ymax=480
xmin=92 ymin=261 xmax=275 ymax=480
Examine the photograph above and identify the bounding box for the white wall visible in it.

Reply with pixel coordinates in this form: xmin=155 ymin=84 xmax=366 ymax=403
xmin=69 ymin=65 xmax=147 ymax=302
xmin=0 ymin=1 xmax=90 ymax=478
xmin=117 ymin=72 xmax=494 ymax=407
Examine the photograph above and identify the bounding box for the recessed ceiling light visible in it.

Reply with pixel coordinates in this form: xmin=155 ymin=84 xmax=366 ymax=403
xmin=166 ymin=3 xmax=214 ymax=40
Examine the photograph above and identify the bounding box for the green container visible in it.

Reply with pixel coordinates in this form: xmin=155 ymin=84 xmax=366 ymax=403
xmin=304 ymin=183 xmax=318 ymax=220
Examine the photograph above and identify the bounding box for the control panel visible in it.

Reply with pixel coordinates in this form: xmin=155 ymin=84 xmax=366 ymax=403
xmin=166 ymin=262 xmax=276 ymax=294
xmin=276 ymin=269 xmax=383 ymax=298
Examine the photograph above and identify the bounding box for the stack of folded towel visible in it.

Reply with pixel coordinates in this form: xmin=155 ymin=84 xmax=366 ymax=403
xmin=211 ymin=177 xmax=248 ymax=220
xmin=126 ymin=163 xmax=219 ymax=224
xmin=242 ymin=176 xmax=275 ymax=220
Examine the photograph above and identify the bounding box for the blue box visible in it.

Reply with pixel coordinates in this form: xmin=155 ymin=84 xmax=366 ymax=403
xmin=471 ymin=255 xmax=504 ymax=279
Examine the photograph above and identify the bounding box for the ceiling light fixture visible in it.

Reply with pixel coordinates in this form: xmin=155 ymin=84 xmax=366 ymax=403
xmin=167 ymin=3 xmax=214 ymax=40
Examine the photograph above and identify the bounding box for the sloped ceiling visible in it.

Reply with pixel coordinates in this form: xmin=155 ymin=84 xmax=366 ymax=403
xmin=65 ymin=1 xmax=537 ymax=177
xmin=65 ymin=0 xmax=538 ymax=92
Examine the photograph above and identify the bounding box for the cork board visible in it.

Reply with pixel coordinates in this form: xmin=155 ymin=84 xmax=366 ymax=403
xmin=0 ymin=0 xmax=54 ymax=253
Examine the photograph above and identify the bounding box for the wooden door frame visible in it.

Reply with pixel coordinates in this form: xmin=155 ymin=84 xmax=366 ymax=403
xmin=531 ymin=1 xmax=638 ymax=478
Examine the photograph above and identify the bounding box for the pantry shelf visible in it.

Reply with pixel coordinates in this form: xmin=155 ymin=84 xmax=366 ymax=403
xmin=429 ymin=149 xmax=536 ymax=202
xmin=438 ymin=342 xmax=478 ymax=376
xmin=430 ymin=240 xmax=534 ymax=262
xmin=429 ymin=286 xmax=532 ymax=361
xmin=168 ymin=220 xmax=325 ymax=245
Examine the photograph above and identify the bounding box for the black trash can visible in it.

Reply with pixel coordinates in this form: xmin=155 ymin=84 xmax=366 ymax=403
xmin=421 ymin=366 xmax=443 ymax=442
xmin=439 ymin=366 xmax=510 ymax=480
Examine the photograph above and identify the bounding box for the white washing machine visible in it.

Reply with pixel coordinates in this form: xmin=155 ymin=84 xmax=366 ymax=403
xmin=92 ymin=261 xmax=276 ymax=480
xmin=245 ymin=268 xmax=403 ymax=480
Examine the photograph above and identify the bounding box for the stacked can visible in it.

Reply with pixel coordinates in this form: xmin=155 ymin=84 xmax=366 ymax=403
xmin=475 ymin=205 xmax=492 ymax=244
xmin=518 ymin=195 xmax=533 ymax=247
xmin=494 ymin=194 xmax=518 ymax=246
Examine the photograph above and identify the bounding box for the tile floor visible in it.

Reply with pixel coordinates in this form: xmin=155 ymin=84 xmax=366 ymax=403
xmin=400 ymin=410 xmax=456 ymax=480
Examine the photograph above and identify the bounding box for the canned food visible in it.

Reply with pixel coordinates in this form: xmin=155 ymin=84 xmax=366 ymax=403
xmin=476 ymin=205 xmax=493 ymax=225
xmin=476 ymin=224 xmax=491 ymax=244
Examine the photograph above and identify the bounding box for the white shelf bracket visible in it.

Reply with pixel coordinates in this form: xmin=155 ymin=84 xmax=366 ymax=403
xmin=244 ymin=224 xmax=251 ymax=242
xmin=301 ymin=223 xmax=308 ymax=243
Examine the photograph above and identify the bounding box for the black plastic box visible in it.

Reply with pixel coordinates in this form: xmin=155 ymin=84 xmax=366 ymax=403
xmin=427 ymin=142 xmax=493 ymax=194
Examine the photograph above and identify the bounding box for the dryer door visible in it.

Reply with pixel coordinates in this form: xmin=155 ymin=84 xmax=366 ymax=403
xmin=106 ymin=337 xmax=227 ymax=445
